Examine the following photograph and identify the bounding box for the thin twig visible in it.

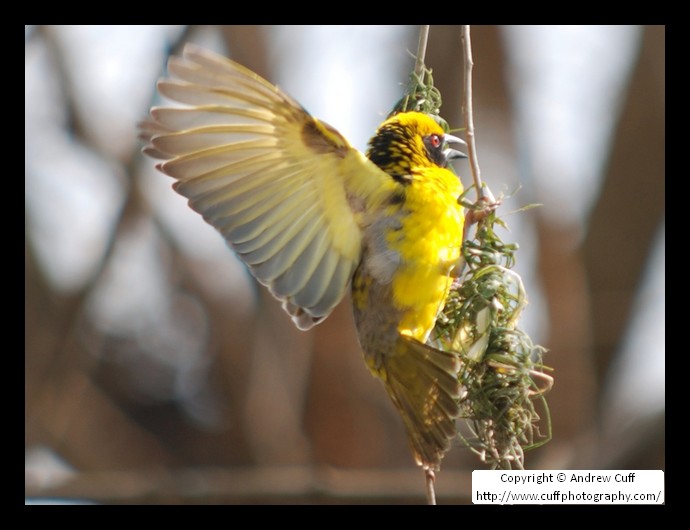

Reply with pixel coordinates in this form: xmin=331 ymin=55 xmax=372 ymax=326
xmin=460 ymin=25 xmax=484 ymax=200
xmin=425 ymin=469 xmax=437 ymax=505
xmin=414 ymin=25 xmax=430 ymax=77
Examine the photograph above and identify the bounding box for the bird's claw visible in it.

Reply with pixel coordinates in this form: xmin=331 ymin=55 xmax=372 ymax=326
xmin=465 ymin=192 xmax=501 ymax=227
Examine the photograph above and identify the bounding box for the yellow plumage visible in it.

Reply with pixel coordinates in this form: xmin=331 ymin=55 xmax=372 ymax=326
xmin=143 ymin=45 xmax=466 ymax=470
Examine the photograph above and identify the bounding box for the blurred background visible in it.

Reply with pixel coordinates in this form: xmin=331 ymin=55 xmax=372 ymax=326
xmin=25 ymin=25 xmax=664 ymax=504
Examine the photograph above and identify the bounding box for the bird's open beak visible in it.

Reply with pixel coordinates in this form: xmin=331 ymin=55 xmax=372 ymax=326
xmin=443 ymin=134 xmax=468 ymax=162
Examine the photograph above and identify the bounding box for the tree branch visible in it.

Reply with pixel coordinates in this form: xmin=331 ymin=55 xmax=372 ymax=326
xmin=414 ymin=25 xmax=430 ymax=78
xmin=460 ymin=25 xmax=484 ymax=201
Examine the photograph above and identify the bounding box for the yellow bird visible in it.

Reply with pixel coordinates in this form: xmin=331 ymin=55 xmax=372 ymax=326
xmin=143 ymin=45 xmax=467 ymax=471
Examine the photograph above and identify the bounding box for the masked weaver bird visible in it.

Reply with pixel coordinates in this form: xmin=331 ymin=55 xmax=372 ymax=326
xmin=142 ymin=45 xmax=468 ymax=471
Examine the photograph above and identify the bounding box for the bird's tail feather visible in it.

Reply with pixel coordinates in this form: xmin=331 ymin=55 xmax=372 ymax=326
xmin=382 ymin=335 xmax=462 ymax=470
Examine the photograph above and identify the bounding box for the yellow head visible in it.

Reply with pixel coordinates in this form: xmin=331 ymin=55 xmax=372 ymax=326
xmin=366 ymin=112 xmax=465 ymax=181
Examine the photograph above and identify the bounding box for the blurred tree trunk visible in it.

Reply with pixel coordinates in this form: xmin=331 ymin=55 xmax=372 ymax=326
xmin=221 ymin=26 xmax=270 ymax=78
xmin=26 ymin=232 xmax=172 ymax=469
xmin=583 ymin=25 xmax=665 ymax=399
xmin=582 ymin=25 xmax=665 ymax=470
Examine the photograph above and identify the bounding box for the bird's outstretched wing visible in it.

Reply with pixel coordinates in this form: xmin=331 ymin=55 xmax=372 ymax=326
xmin=143 ymin=45 xmax=396 ymax=329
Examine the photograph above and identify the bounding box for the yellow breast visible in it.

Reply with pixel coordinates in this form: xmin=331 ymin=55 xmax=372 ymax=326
xmin=387 ymin=166 xmax=464 ymax=341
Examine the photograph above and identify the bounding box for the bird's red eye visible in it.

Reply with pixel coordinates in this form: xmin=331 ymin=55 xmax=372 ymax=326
xmin=430 ymin=134 xmax=441 ymax=148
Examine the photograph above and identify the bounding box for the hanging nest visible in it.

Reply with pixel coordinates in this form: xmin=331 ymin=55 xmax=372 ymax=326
xmin=432 ymin=193 xmax=553 ymax=469
xmin=391 ymin=64 xmax=450 ymax=132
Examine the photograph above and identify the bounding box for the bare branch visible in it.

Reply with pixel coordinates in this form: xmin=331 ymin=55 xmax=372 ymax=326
xmin=425 ymin=468 xmax=437 ymax=505
xmin=460 ymin=25 xmax=484 ymax=200
xmin=414 ymin=25 xmax=430 ymax=77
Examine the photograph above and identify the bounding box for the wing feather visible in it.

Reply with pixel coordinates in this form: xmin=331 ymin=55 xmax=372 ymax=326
xmin=270 ymin=230 xmax=333 ymax=298
xmin=151 ymin=107 xmax=273 ymax=132
xmin=230 ymin=198 xmax=318 ymax=256
xmin=174 ymin=157 xmax=298 ymax=198
xmin=152 ymin=124 xmax=276 ymax=155
xmin=143 ymin=45 xmax=397 ymax=328
xmin=253 ymin=220 xmax=327 ymax=282
xmin=236 ymin=208 xmax=322 ymax=269
xmin=158 ymin=80 xmax=279 ymax=111
xmin=290 ymin=245 xmax=340 ymax=309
